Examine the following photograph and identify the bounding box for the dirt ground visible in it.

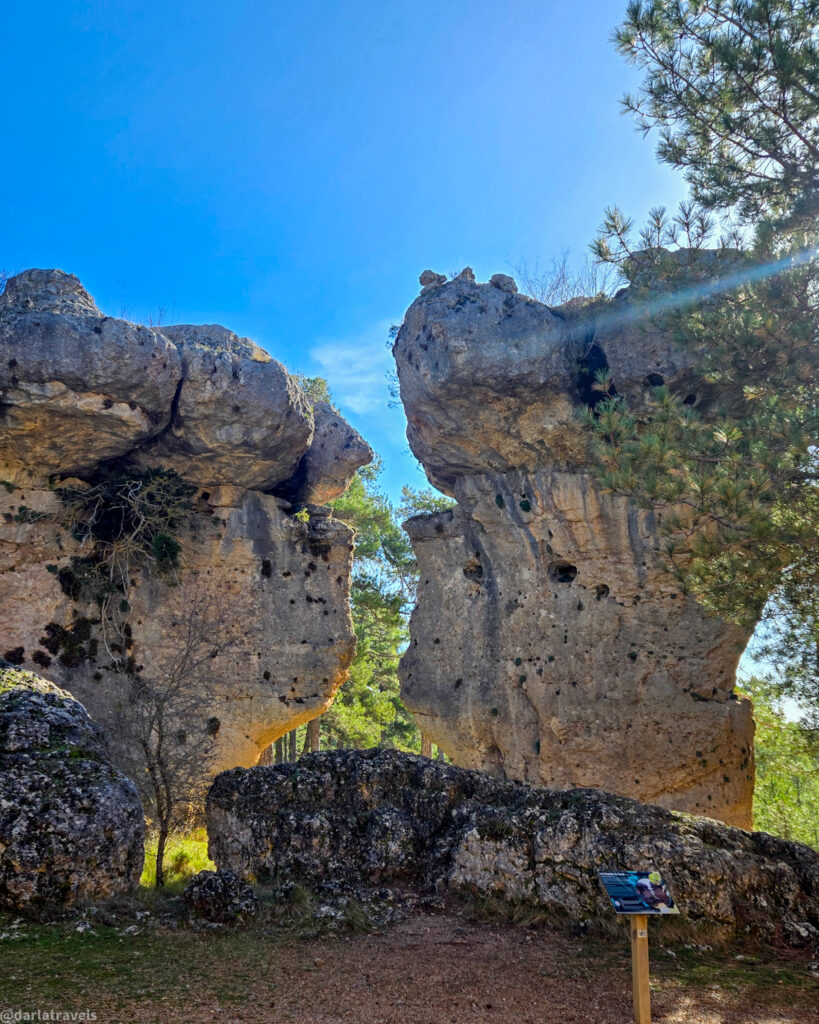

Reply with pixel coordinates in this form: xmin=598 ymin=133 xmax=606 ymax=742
xmin=2 ymin=907 xmax=817 ymax=1024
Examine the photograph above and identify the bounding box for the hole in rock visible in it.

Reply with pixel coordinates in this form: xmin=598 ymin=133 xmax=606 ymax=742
xmin=643 ymin=372 xmax=665 ymax=387
xmin=574 ymin=335 xmax=616 ymax=411
xmin=548 ymin=562 xmax=577 ymax=584
xmin=463 ymin=558 xmax=483 ymax=580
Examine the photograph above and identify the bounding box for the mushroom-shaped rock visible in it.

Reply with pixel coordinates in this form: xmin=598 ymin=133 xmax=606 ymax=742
xmin=0 ymin=270 xmax=181 ymax=481
xmin=0 ymin=666 xmax=145 ymax=915
xmin=275 ymin=400 xmax=373 ymax=505
xmin=394 ymin=262 xmax=758 ymax=827
xmin=133 ymin=324 xmax=314 ymax=491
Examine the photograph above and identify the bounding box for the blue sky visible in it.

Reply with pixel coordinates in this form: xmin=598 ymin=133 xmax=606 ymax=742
xmin=1 ymin=0 xmax=689 ymax=502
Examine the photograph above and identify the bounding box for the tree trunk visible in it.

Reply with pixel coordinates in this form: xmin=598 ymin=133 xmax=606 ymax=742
xmin=436 ymin=746 xmax=446 ymax=762
xmin=155 ymin=824 xmax=168 ymax=888
xmin=421 ymin=736 xmax=432 ymax=758
xmin=288 ymin=729 xmax=297 ymax=761
xmin=307 ymin=717 xmax=320 ymax=753
xmin=275 ymin=737 xmax=285 ymax=764
xmin=258 ymin=743 xmax=273 ymax=765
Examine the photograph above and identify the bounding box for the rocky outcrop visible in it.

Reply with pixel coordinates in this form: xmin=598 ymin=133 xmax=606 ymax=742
xmin=206 ymin=750 xmax=819 ymax=947
xmin=394 ymin=267 xmax=755 ymax=828
xmin=0 ymin=665 xmax=144 ymax=915
xmin=0 ymin=270 xmax=182 ymax=479
xmin=0 ymin=269 xmax=371 ymax=773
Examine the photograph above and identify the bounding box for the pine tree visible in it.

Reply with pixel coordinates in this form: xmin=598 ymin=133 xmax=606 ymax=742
xmin=587 ymin=1 xmax=819 ymax=717
xmin=322 ymin=461 xmax=453 ymax=749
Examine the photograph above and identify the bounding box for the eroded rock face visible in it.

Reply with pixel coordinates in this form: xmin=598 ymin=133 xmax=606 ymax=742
xmin=206 ymin=750 xmax=819 ymax=947
xmin=0 ymin=482 xmax=357 ymax=774
xmin=0 ymin=666 xmax=144 ymax=915
xmin=0 ymin=269 xmax=370 ymax=774
xmin=394 ymin=269 xmax=755 ymax=828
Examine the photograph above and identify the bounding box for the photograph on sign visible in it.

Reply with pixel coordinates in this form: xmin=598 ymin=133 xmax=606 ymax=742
xmin=598 ymin=870 xmax=680 ymax=915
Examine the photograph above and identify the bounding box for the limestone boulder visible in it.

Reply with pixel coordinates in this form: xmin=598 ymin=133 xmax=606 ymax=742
xmin=0 ymin=666 xmax=144 ymax=915
xmin=0 ymin=270 xmax=181 ymax=482
xmin=133 ymin=324 xmax=314 ymax=491
xmin=206 ymin=750 xmax=819 ymax=947
xmin=182 ymin=870 xmax=258 ymax=923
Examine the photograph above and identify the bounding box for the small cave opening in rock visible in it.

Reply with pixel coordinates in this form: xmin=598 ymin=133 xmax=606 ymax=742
xmin=643 ymin=372 xmax=665 ymax=387
xmin=463 ymin=558 xmax=483 ymax=581
xmin=573 ymin=334 xmax=616 ymax=411
xmin=548 ymin=562 xmax=578 ymax=584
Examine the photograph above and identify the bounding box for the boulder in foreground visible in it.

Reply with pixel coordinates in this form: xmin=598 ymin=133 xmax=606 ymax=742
xmin=207 ymin=749 xmax=818 ymax=947
xmin=0 ymin=666 xmax=145 ymax=916
xmin=182 ymin=869 xmax=258 ymax=924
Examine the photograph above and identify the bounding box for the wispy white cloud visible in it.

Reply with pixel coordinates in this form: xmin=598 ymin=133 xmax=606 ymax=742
xmin=310 ymin=318 xmax=396 ymax=417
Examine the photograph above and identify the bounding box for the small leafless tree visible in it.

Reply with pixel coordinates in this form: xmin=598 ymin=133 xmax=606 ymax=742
xmin=55 ymin=469 xmax=195 ymax=668
xmin=112 ymin=582 xmax=248 ymax=887
xmin=512 ymin=250 xmax=619 ymax=306
xmin=145 ymin=304 xmax=166 ymax=328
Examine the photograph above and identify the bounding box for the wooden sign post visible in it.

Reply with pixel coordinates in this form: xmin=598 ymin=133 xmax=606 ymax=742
xmin=629 ymin=913 xmax=651 ymax=1024
xmin=599 ymin=870 xmax=680 ymax=1024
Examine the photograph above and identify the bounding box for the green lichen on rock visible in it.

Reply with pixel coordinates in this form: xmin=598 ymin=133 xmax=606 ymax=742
xmin=207 ymin=749 xmax=819 ymax=948
xmin=0 ymin=664 xmax=67 ymax=698
xmin=0 ymin=665 xmax=144 ymax=916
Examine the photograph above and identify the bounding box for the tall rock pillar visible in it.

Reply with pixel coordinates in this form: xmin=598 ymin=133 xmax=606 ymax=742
xmin=394 ymin=267 xmax=754 ymax=828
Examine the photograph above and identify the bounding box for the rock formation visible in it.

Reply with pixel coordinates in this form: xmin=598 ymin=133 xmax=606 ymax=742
xmin=0 ymin=269 xmax=372 ymax=774
xmin=0 ymin=665 xmax=144 ymax=915
xmin=394 ymin=266 xmax=755 ymax=828
xmin=206 ymin=750 xmax=819 ymax=947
